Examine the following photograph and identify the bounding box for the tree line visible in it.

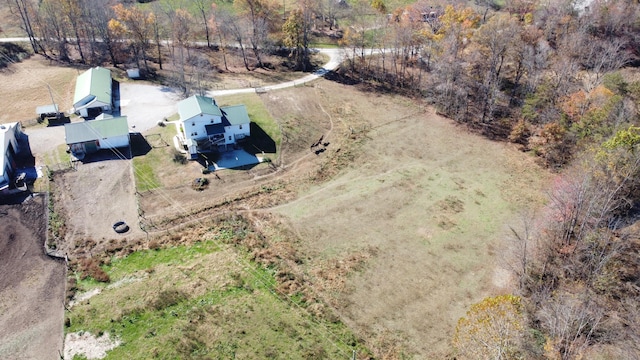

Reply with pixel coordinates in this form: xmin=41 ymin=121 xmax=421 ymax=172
xmin=4 ymin=0 xmax=344 ymax=92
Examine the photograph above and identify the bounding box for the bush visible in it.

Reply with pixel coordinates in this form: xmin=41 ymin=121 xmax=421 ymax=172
xmin=191 ymin=177 xmax=209 ymax=191
xmin=77 ymin=257 xmax=110 ymax=283
xmin=172 ymin=149 xmax=187 ymax=164
xmin=151 ymin=289 xmax=187 ymax=310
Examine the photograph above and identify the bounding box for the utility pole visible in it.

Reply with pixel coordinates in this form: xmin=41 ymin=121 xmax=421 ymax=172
xmin=46 ymin=84 xmax=60 ymax=119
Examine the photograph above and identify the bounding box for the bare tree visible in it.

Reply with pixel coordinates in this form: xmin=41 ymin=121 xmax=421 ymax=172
xmin=113 ymin=3 xmax=156 ymax=73
xmin=209 ymin=3 xmax=230 ymax=71
xmin=6 ymin=0 xmax=41 ymax=54
xmin=234 ymin=0 xmax=276 ymax=69
xmin=85 ymin=0 xmax=119 ymax=66
xmin=60 ymin=0 xmax=86 ymax=63
xmin=38 ymin=0 xmax=70 ymax=61
xmin=471 ymin=13 xmax=521 ymax=122
xmin=192 ymin=0 xmax=212 ymax=48
xmin=222 ymin=10 xmax=250 ymax=70
xmin=536 ymin=291 xmax=604 ymax=360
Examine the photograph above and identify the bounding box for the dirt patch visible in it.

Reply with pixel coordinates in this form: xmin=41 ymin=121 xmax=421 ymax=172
xmin=64 ymin=331 xmax=121 ymax=360
xmin=52 ymin=159 xmax=143 ymax=257
xmin=0 ymin=194 xmax=66 ymax=359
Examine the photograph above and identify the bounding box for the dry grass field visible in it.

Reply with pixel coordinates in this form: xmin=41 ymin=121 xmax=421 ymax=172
xmin=0 ymin=57 xmax=77 ymax=124
xmin=271 ymin=82 xmax=551 ymax=357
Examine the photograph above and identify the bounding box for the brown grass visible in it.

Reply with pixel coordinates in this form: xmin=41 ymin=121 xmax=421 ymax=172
xmin=76 ymin=258 xmax=110 ymax=283
xmin=0 ymin=56 xmax=77 ymax=124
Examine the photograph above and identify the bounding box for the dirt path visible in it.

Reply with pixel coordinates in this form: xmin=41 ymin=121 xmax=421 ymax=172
xmin=0 ymin=195 xmax=66 ymax=360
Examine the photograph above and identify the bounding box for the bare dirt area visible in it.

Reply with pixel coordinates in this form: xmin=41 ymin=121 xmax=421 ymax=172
xmin=0 ymin=194 xmax=66 ymax=360
xmin=52 ymin=158 xmax=143 ymax=257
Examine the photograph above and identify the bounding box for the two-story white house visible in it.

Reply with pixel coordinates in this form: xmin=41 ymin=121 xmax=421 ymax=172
xmin=0 ymin=122 xmax=23 ymax=191
xmin=72 ymin=66 xmax=113 ymax=119
xmin=176 ymin=95 xmax=251 ymax=160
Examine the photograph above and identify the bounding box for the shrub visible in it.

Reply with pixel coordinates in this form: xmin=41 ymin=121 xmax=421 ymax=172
xmin=172 ymin=149 xmax=187 ymax=164
xmin=151 ymin=289 xmax=187 ymax=310
xmin=78 ymin=257 xmax=110 ymax=283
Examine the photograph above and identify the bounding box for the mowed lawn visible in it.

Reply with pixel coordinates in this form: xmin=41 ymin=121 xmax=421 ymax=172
xmin=274 ymin=81 xmax=551 ymax=358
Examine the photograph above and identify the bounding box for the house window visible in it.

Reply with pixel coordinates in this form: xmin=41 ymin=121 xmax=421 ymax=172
xmin=228 ymin=136 xmax=232 ymax=141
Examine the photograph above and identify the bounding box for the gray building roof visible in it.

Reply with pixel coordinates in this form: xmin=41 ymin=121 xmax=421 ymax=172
xmin=65 ymin=117 xmax=129 ymax=144
xmin=178 ymin=95 xmax=223 ymax=121
xmin=73 ymin=67 xmax=112 ymax=106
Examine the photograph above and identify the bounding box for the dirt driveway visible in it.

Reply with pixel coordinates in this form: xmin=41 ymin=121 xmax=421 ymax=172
xmin=53 ymin=158 xmax=143 ymax=255
xmin=0 ymin=195 xmax=66 ymax=359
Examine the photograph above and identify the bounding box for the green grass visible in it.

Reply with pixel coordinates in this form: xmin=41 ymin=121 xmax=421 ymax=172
xmin=131 ymin=156 xmax=161 ymax=192
xmin=67 ymin=238 xmax=363 ymax=359
xmin=131 ymin=124 xmax=176 ymax=192
xmin=41 ymin=143 xmax=71 ymax=167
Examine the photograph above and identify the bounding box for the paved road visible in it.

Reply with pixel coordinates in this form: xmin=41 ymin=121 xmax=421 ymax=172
xmin=10 ymin=43 xmax=344 ymax=156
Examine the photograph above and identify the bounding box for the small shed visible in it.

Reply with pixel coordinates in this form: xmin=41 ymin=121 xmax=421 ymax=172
xmin=36 ymin=104 xmax=59 ymax=120
xmin=72 ymin=67 xmax=113 ymax=118
xmin=126 ymin=68 xmax=141 ymax=79
xmin=65 ymin=117 xmax=130 ymax=158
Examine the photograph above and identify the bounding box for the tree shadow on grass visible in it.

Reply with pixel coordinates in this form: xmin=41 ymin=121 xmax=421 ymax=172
xmin=242 ymin=122 xmax=276 ymax=155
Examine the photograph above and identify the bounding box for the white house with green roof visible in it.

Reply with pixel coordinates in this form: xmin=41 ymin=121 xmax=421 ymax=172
xmin=72 ymin=66 xmax=113 ymax=118
xmin=64 ymin=116 xmax=130 ymax=160
xmin=0 ymin=122 xmax=23 ymax=191
xmin=177 ymin=95 xmax=251 ymax=160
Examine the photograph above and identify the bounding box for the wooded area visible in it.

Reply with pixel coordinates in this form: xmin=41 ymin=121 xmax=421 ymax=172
xmin=4 ymin=0 xmax=640 ymax=358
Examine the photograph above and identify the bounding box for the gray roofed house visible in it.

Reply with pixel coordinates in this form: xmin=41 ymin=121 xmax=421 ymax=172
xmin=72 ymin=67 xmax=113 ymax=118
xmin=65 ymin=117 xmax=130 ymax=158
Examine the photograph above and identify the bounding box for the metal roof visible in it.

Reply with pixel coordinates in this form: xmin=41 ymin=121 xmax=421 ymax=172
xmin=73 ymin=67 xmax=112 ymax=105
xmin=178 ymin=95 xmax=222 ymax=121
xmin=64 ymin=117 xmax=129 ymax=144
xmin=221 ymin=105 xmax=251 ymax=126
xmin=0 ymin=122 xmax=20 ymax=180
xmin=36 ymin=104 xmax=59 ymax=115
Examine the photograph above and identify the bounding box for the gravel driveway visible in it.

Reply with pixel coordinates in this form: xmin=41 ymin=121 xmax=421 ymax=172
xmin=24 ymin=83 xmax=182 ymax=161
xmin=119 ymin=83 xmax=181 ymax=133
